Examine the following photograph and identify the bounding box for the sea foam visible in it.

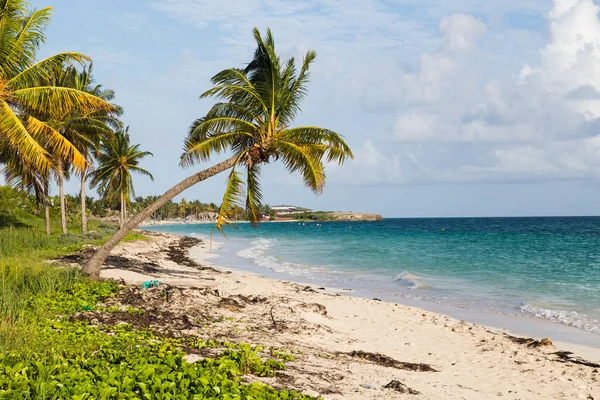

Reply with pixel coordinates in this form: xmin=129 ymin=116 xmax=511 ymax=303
xmin=392 ymin=271 xmax=430 ymax=289
xmin=236 ymin=238 xmax=326 ymax=278
xmin=520 ymin=303 xmax=600 ymax=335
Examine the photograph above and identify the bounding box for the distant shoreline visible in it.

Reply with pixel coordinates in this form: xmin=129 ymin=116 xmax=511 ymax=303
xmin=141 ymin=219 xmax=300 ymax=226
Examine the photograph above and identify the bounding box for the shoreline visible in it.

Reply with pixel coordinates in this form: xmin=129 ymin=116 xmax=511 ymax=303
xmin=141 ymin=219 xmax=300 ymax=226
xmin=91 ymin=231 xmax=600 ymax=399
xmin=143 ymin=224 xmax=600 ymax=350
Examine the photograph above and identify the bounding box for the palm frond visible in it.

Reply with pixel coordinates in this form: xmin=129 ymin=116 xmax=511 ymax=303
xmin=25 ymin=115 xmax=88 ymax=172
xmin=279 ymin=50 xmax=316 ymax=125
xmin=0 ymin=100 xmax=50 ymax=172
xmin=8 ymin=52 xmax=90 ymax=89
xmin=280 ymin=126 xmax=354 ymax=164
xmin=275 ymin=140 xmax=326 ymax=193
xmin=246 ymin=164 xmax=262 ymax=226
xmin=181 ymin=131 xmax=250 ymax=166
xmin=215 ymin=166 xmax=245 ymax=232
xmin=201 ymin=82 xmax=268 ymax=114
xmin=6 ymin=8 xmax=54 ymax=72
xmin=129 ymin=165 xmax=154 ymax=180
xmin=13 ymin=86 xmax=116 ymax=118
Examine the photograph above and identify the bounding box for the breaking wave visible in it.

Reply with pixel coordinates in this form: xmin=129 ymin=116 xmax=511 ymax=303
xmin=520 ymin=303 xmax=600 ymax=335
xmin=236 ymin=238 xmax=327 ymax=278
xmin=392 ymin=271 xmax=431 ymax=289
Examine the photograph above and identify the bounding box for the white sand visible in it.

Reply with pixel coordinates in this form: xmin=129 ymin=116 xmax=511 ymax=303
xmin=98 ymin=232 xmax=600 ymax=400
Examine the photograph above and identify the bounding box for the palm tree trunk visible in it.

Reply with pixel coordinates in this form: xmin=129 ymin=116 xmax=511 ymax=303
xmin=57 ymin=162 xmax=68 ymax=234
xmin=81 ymin=168 xmax=87 ymax=234
xmin=45 ymin=199 xmax=51 ymax=235
xmin=82 ymin=155 xmax=238 ymax=278
xmin=120 ymin=192 xmax=126 ymax=228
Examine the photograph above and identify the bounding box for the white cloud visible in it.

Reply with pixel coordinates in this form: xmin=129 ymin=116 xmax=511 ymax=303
xmin=152 ymin=0 xmax=600 ymax=187
xmin=360 ymin=0 xmax=600 ymax=185
xmin=439 ymin=14 xmax=486 ymax=53
xmin=523 ymin=0 xmax=600 ymax=117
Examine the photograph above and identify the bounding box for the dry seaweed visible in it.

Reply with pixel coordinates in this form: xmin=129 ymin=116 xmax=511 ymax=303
xmin=552 ymin=351 xmax=600 ymax=368
xmin=384 ymin=380 xmax=420 ymax=395
xmin=163 ymin=236 xmax=218 ymax=272
xmin=345 ymin=350 xmax=438 ymax=372
xmin=505 ymin=334 xmax=553 ymax=348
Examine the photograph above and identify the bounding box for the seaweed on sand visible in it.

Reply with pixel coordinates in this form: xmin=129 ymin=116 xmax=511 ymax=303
xmin=345 ymin=350 xmax=438 ymax=372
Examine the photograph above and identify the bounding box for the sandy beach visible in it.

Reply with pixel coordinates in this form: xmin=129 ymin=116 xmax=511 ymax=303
xmin=80 ymin=231 xmax=600 ymax=400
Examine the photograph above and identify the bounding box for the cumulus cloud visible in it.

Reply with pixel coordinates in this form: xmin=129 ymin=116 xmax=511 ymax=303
xmin=521 ymin=0 xmax=600 ymax=117
xmin=153 ymin=0 xmax=600 ymax=187
xmin=439 ymin=14 xmax=486 ymax=53
xmin=372 ymin=0 xmax=600 ymax=185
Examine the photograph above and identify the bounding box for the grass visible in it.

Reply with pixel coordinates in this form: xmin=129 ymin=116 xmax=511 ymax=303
xmin=0 ymin=199 xmax=313 ymax=399
xmin=0 ymin=206 xmax=142 ymax=345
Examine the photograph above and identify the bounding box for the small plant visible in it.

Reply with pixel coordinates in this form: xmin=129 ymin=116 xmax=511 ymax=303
xmin=126 ymin=307 xmax=144 ymax=315
xmin=270 ymin=348 xmax=296 ymax=362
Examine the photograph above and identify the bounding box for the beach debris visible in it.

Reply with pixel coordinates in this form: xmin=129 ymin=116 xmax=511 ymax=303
xmin=359 ymin=383 xmax=376 ymax=389
xmin=505 ymin=334 xmax=553 ymax=348
xmin=383 ymin=380 xmax=420 ymax=395
xmin=551 ymin=351 xmax=600 ymax=368
xmin=219 ymin=294 xmax=267 ymax=311
xmin=142 ymin=280 xmax=160 ymax=289
xmin=163 ymin=236 xmax=218 ymax=272
xmin=345 ymin=350 xmax=438 ymax=372
xmin=373 ymin=298 xmax=381 ymax=302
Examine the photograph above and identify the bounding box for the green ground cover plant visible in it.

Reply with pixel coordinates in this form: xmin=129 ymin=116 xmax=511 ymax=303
xmin=0 ymin=203 xmax=316 ymax=399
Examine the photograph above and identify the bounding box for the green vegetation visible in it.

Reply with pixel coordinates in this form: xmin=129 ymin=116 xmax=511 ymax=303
xmin=281 ymin=212 xmax=338 ymax=222
xmin=90 ymin=128 xmax=154 ymax=228
xmin=0 ymin=189 xmax=315 ymax=399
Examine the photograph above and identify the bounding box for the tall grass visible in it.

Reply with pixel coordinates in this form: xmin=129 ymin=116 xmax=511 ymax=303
xmin=0 ymin=213 xmax=117 ymax=347
xmin=0 ymin=262 xmax=81 ymax=322
xmin=0 ymin=199 xmax=149 ymax=358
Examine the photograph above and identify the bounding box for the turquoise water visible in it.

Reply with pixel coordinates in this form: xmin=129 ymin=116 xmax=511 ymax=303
xmin=146 ymin=217 xmax=600 ymax=335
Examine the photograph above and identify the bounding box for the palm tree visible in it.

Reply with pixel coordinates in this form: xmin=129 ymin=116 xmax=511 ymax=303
xmin=178 ymin=198 xmax=189 ymax=219
xmin=90 ymin=128 xmax=154 ymax=228
xmin=50 ymin=65 xmax=122 ymax=234
xmin=82 ymin=28 xmax=353 ymax=278
xmin=0 ymin=1 xmax=117 ymax=179
xmin=2 ymin=150 xmax=52 ymax=234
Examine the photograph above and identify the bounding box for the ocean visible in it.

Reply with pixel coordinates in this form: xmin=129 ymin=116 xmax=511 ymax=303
xmin=145 ymin=217 xmax=600 ymax=338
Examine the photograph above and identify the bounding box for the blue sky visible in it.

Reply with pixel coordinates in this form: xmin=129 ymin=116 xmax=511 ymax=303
xmin=29 ymin=0 xmax=600 ymax=217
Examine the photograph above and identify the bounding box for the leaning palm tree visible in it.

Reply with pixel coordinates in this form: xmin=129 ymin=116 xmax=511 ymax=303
xmin=82 ymin=28 xmax=353 ymax=278
xmin=90 ymin=128 xmax=154 ymax=228
xmin=0 ymin=0 xmax=116 ymax=184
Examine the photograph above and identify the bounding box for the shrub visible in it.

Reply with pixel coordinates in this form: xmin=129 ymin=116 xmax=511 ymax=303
xmin=84 ymin=231 xmax=104 ymax=240
xmin=57 ymin=233 xmax=86 ymax=245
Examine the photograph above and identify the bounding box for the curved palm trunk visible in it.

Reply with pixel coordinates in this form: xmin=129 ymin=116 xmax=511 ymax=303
xmin=57 ymin=162 xmax=68 ymax=234
xmin=82 ymin=155 xmax=238 ymax=278
xmin=81 ymin=168 xmax=87 ymax=234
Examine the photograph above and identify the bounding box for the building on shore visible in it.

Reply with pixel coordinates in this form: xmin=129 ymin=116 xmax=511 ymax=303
xmin=270 ymin=205 xmax=312 ymax=216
